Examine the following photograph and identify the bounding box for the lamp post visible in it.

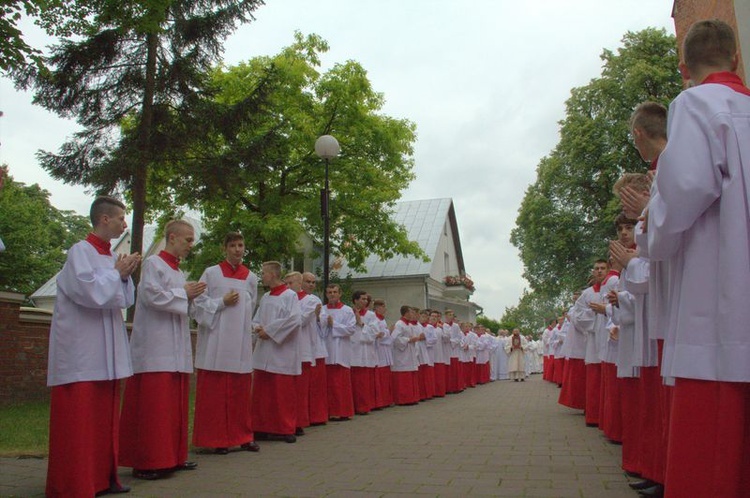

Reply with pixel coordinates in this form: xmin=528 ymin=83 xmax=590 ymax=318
xmin=314 ymin=135 xmax=340 ymax=301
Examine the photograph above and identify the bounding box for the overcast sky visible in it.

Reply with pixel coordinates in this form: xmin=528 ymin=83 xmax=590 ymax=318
xmin=0 ymin=0 xmax=676 ymax=319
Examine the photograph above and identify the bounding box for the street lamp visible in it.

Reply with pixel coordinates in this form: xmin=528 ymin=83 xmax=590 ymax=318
xmin=314 ymin=135 xmax=340 ymax=301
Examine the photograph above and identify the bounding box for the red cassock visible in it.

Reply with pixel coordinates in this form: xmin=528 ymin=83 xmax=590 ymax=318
xmin=664 ymin=379 xmax=750 ymax=498
xmin=374 ymin=366 xmax=394 ymax=407
xmin=308 ymin=358 xmax=329 ymax=424
xmin=392 ymin=371 xmax=419 ymax=405
xmin=553 ymin=358 xmax=565 ymax=385
xmin=252 ymin=370 xmax=297 ymax=435
xmin=351 ymin=366 xmax=376 ymax=414
xmin=433 ymin=363 xmax=447 ymax=397
xmin=46 ymin=381 xmax=122 ymax=498
xmin=447 ymin=358 xmax=461 ymax=393
xmin=619 ymin=377 xmax=641 ymax=475
xmin=558 ymin=358 xmax=586 ymax=410
xmin=636 ymin=366 xmax=661 ymax=482
xmin=294 ymin=362 xmax=312 ymax=428
xmin=326 ymin=364 xmax=354 ymax=418
xmin=584 ymin=363 xmax=601 ymax=425
xmin=119 ymin=372 xmax=190 ymax=470
xmin=598 ymin=363 xmax=622 ymax=443
xmin=192 ymin=369 xmax=254 ymax=447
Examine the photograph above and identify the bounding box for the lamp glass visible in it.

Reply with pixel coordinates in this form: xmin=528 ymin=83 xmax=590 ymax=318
xmin=315 ymin=135 xmax=340 ymax=160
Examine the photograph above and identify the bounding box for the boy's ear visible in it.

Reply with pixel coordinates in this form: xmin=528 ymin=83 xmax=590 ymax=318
xmin=678 ymin=62 xmax=691 ymax=83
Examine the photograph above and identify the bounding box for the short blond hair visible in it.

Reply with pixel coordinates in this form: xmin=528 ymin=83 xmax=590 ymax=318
xmin=165 ymin=219 xmax=194 ymax=239
xmin=614 ymin=173 xmax=651 ymax=197
xmin=262 ymin=261 xmax=282 ymax=278
xmin=684 ymin=19 xmax=737 ymax=72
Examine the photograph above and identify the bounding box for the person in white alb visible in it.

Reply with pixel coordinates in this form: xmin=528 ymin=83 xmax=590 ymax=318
xmin=319 ymin=284 xmax=357 ymax=420
xmin=192 ymin=232 xmax=260 ymax=454
xmin=46 ymin=196 xmax=140 ymax=497
xmin=251 ymin=261 xmax=302 ymax=443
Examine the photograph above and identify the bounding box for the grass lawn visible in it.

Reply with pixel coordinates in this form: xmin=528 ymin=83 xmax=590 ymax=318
xmin=0 ymin=390 xmax=197 ymax=458
xmin=0 ymin=401 xmax=49 ymax=457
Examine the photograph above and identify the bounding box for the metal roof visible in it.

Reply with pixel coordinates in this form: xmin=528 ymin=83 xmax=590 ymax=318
xmin=334 ymin=198 xmax=457 ymax=279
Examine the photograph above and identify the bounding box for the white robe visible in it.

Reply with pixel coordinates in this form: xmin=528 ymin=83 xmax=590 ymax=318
xmin=374 ymin=315 xmax=393 ymax=367
xmin=649 ymin=81 xmax=750 ymax=382
xmin=494 ymin=336 xmax=510 ymax=380
xmin=129 ymin=255 xmax=192 ymax=374
xmin=351 ymin=310 xmax=379 ymax=368
xmin=391 ymin=319 xmax=418 ymax=372
xmin=251 ymin=288 xmax=302 ymax=375
xmin=192 ymin=265 xmax=258 ymax=373
xmin=319 ymin=304 xmax=356 ymax=367
xmin=47 ymin=240 xmax=134 ymax=386
xmin=298 ymin=292 xmax=321 ymax=364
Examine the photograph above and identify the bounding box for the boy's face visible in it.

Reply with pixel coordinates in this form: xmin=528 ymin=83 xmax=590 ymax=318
xmin=326 ymin=287 xmax=341 ymax=304
xmin=224 ymin=239 xmax=245 ymax=266
xmin=285 ymin=275 xmax=302 ymax=292
xmin=419 ymin=312 xmax=428 ymax=324
xmin=617 ymin=223 xmax=635 ymax=248
xmin=353 ymin=294 xmax=369 ymax=310
xmin=592 ymin=262 xmax=608 ymax=283
xmin=169 ymin=226 xmax=195 ymax=259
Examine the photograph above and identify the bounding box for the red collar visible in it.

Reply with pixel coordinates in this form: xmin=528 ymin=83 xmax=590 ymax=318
xmin=702 ymin=71 xmax=750 ymax=96
xmin=86 ymin=233 xmax=112 ymax=256
xmin=327 ymin=301 xmax=344 ymax=309
xmin=158 ymin=250 xmax=180 ymax=271
xmin=358 ymin=308 xmax=368 ymax=316
xmin=410 ymin=320 xmax=418 ymax=325
xmin=649 ymin=157 xmax=659 ymax=172
xmin=297 ymin=290 xmax=307 ymax=300
xmin=400 ymin=317 xmax=410 ymax=324
xmin=592 ymin=282 xmax=602 ymax=293
xmin=219 ymin=260 xmax=249 ymax=280
xmin=375 ymin=312 xmax=386 ymax=320
xmin=269 ymin=283 xmax=288 ymax=296
xmin=602 ymin=270 xmax=620 ymax=285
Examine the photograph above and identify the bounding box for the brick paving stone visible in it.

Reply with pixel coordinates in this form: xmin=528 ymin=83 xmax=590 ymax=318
xmin=0 ymin=375 xmax=641 ymax=497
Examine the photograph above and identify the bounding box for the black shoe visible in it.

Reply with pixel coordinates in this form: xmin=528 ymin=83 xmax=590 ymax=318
xmin=295 ymin=427 xmax=305 ymax=436
xmin=514 ymin=379 xmax=519 ymax=382
xmin=521 ymin=378 xmax=525 ymax=381
xmin=132 ymin=469 xmax=166 ymax=480
xmin=215 ymin=447 xmax=229 ymax=455
xmin=283 ymin=434 xmax=297 ymax=443
xmin=241 ymin=441 xmax=260 ymax=452
xmin=96 ymin=483 xmax=131 ymax=495
xmin=624 ymin=470 xmax=641 ymax=478
xmin=629 ymin=480 xmax=657 ymax=490
xmin=173 ymin=461 xmax=198 ymax=471
xmin=254 ymin=432 xmax=270 ymax=440
xmin=638 ymin=484 xmax=664 ymax=497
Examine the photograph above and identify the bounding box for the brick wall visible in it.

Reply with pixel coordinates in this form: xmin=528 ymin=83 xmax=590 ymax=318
xmin=672 ymin=0 xmax=746 ymax=81
xmin=0 ymin=292 xmax=199 ymax=406
xmin=0 ymin=293 xmax=51 ymax=405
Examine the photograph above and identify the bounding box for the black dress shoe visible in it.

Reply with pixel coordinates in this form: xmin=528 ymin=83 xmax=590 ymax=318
xmin=624 ymin=470 xmax=642 ymax=478
xmin=173 ymin=461 xmax=198 ymax=471
xmin=283 ymin=434 xmax=297 ymax=443
xmin=132 ymin=469 xmax=166 ymax=480
xmin=254 ymin=431 xmax=270 ymax=440
xmin=638 ymin=484 xmax=664 ymax=497
xmin=96 ymin=483 xmax=131 ymax=495
xmin=295 ymin=427 xmax=305 ymax=436
xmin=241 ymin=441 xmax=260 ymax=452
xmin=215 ymin=447 xmax=229 ymax=455
xmin=629 ymin=479 xmax=657 ymax=490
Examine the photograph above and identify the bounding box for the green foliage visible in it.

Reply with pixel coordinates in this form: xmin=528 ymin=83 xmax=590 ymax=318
xmin=476 ymin=315 xmax=502 ymax=334
xmin=152 ymin=32 xmax=424 ymax=279
xmin=0 ymin=171 xmax=90 ymax=296
xmin=507 ymin=28 xmax=682 ymax=326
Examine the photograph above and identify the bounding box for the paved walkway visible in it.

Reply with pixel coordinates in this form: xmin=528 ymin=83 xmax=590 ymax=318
xmin=1 ymin=375 xmax=637 ymax=497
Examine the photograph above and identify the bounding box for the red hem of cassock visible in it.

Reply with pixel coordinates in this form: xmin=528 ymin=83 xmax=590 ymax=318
xmin=600 ymin=363 xmax=622 ymax=442
xmin=251 ymin=369 xmax=297 ymax=435
xmin=351 ymin=367 xmax=376 ymax=414
xmin=553 ymin=358 xmax=565 ymax=385
xmin=637 ymin=366 xmax=661 ymax=482
xmin=468 ymin=360 xmax=478 ymax=387
xmin=295 ymin=362 xmax=312 ymax=428
xmin=544 ymin=357 xmax=552 ymax=382
xmin=433 ymin=363 xmax=447 ymax=397
xmin=193 ymin=369 xmax=254 ymax=448
xmin=480 ymin=363 xmax=491 ymax=384
xmin=417 ymin=365 xmax=435 ymax=400
xmin=665 ymin=378 xmax=750 ymax=498
xmin=584 ymin=363 xmax=601 ymax=425
xmin=46 ymin=380 xmax=121 ymax=498
xmin=619 ymin=377 xmax=641 ymax=474
xmin=654 ymin=339 xmax=671 ymax=484
xmin=326 ymin=364 xmax=354 ymax=418
xmin=447 ymin=358 xmax=461 ymax=393
xmin=374 ymin=366 xmax=393 ymax=407
xmin=119 ymin=372 xmax=189 ymax=470
xmin=558 ymin=359 xmax=586 ymax=409
xmin=391 ymin=370 xmax=419 ymax=405
xmin=309 ymin=358 xmax=328 ymax=424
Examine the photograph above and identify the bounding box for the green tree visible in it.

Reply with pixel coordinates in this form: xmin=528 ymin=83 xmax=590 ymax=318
xmin=15 ymin=0 xmax=265 ymax=275
xmin=508 ymin=28 xmax=682 ymax=316
xmin=149 ymin=33 xmax=424 ymax=278
xmin=0 ymin=169 xmax=90 ymax=296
